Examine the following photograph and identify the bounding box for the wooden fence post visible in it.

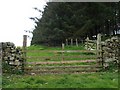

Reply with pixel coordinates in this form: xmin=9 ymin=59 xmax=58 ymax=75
xmin=0 ymin=43 xmax=2 ymax=60
xmin=23 ymin=35 xmax=27 ymax=72
xmin=118 ymin=37 xmax=120 ymax=71
xmin=76 ymin=38 xmax=78 ymax=47
xmin=66 ymin=39 xmax=68 ymax=46
xmin=71 ymin=38 xmax=73 ymax=46
xmin=62 ymin=43 xmax=65 ymax=61
xmin=0 ymin=43 xmax=2 ymax=77
xmin=97 ymin=33 xmax=102 ymax=65
xmin=86 ymin=37 xmax=89 ymax=49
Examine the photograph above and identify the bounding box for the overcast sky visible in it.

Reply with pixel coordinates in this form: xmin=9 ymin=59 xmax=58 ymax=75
xmin=0 ymin=0 xmax=47 ymax=46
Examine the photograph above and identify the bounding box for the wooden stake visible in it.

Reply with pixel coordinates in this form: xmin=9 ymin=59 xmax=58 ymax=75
xmin=23 ymin=35 xmax=27 ymax=72
xmin=97 ymin=33 xmax=102 ymax=65
xmin=62 ymin=43 xmax=65 ymax=50
xmin=71 ymin=38 xmax=73 ymax=46
xmin=0 ymin=43 xmax=2 ymax=75
xmin=118 ymin=37 xmax=120 ymax=72
xmin=86 ymin=37 xmax=89 ymax=50
xmin=62 ymin=43 xmax=64 ymax=61
xmin=76 ymin=38 xmax=78 ymax=47
xmin=0 ymin=43 xmax=2 ymax=60
xmin=23 ymin=35 xmax=27 ymax=48
xmin=66 ymin=39 xmax=68 ymax=46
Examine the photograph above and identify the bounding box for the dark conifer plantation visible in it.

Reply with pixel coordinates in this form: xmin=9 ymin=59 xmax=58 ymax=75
xmin=31 ymin=2 xmax=120 ymax=46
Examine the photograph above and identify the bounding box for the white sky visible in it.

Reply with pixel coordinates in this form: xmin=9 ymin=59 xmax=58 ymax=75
xmin=0 ymin=0 xmax=47 ymax=46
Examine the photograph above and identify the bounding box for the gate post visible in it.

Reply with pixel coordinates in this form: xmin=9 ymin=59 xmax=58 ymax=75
xmin=62 ymin=43 xmax=65 ymax=61
xmin=76 ymin=38 xmax=78 ymax=47
xmin=97 ymin=33 xmax=102 ymax=66
xmin=71 ymin=38 xmax=73 ymax=46
xmin=118 ymin=37 xmax=120 ymax=73
xmin=66 ymin=39 xmax=68 ymax=46
xmin=23 ymin=35 xmax=27 ymax=72
xmin=86 ymin=37 xmax=89 ymax=50
xmin=0 ymin=43 xmax=2 ymax=88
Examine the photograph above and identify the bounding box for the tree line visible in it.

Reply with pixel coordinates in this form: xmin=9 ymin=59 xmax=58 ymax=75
xmin=31 ymin=2 xmax=120 ymax=46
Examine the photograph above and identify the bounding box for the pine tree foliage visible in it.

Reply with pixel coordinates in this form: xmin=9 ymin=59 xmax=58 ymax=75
xmin=31 ymin=2 xmax=120 ymax=46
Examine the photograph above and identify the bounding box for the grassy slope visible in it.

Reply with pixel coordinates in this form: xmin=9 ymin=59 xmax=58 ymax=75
xmin=27 ymin=44 xmax=96 ymax=62
xmin=2 ymin=45 xmax=118 ymax=88
xmin=2 ymin=72 xmax=118 ymax=88
xmin=27 ymin=44 xmax=85 ymax=50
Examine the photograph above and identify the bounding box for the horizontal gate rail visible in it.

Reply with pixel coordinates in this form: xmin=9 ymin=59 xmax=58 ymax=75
xmin=27 ymin=50 xmax=97 ymax=53
xmin=27 ymin=55 xmax=97 ymax=59
xmin=27 ymin=60 xmax=96 ymax=65
xmin=25 ymin=65 xmax=101 ymax=70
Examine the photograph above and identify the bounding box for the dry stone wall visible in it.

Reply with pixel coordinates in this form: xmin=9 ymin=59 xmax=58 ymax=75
xmin=101 ymin=36 xmax=120 ymax=69
xmin=84 ymin=34 xmax=120 ymax=70
xmin=0 ymin=42 xmax=25 ymax=74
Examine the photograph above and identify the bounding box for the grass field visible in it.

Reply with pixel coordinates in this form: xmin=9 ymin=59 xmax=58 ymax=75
xmin=27 ymin=44 xmax=96 ymax=62
xmin=2 ymin=72 xmax=118 ymax=88
xmin=2 ymin=44 xmax=119 ymax=88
